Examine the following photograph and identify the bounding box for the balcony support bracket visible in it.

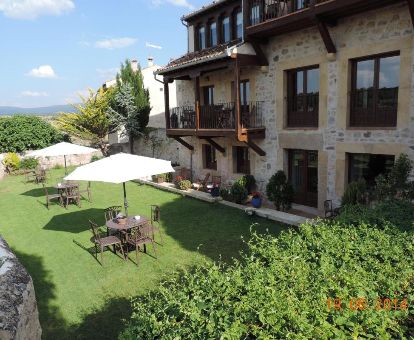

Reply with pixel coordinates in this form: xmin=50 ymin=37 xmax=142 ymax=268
xmin=244 ymin=140 xmax=266 ymax=156
xmin=408 ymin=0 xmax=414 ymax=28
xmin=172 ymin=137 xmax=194 ymax=151
xmin=316 ymin=19 xmax=337 ymax=54
xmin=202 ymin=137 xmax=226 ymax=154
xmin=250 ymin=41 xmax=268 ymax=66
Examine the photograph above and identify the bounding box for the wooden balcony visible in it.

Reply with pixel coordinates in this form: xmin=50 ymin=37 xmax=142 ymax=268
xmin=167 ymin=101 xmax=266 ymax=139
xmin=245 ymin=0 xmax=405 ymax=42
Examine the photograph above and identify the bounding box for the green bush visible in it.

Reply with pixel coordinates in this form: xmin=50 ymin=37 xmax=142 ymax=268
xmin=266 ymin=170 xmax=294 ymax=211
xmin=19 ymin=157 xmax=39 ymax=170
xmin=237 ymin=174 xmax=256 ymax=193
xmin=341 ymin=179 xmax=368 ymax=206
xmin=178 ymin=179 xmax=192 ymax=191
xmin=2 ymin=152 xmax=20 ymax=173
xmin=90 ymin=155 xmax=103 ymax=162
xmin=121 ymin=220 xmax=414 ymax=339
xmin=230 ymin=182 xmax=248 ymax=204
xmin=0 ymin=115 xmax=64 ymax=153
xmin=219 ymin=187 xmax=233 ymax=201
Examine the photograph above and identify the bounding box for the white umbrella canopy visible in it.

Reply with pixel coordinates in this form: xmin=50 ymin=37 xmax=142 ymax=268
xmin=64 ymin=153 xmax=175 ymax=214
xmin=27 ymin=142 xmax=98 ymax=174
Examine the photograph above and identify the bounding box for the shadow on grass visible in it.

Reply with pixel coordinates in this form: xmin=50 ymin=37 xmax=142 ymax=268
xmin=44 ymin=208 xmax=105 ymax=233
xmin=21 ymin=186 xmax=47 ymax=197
xmin=158 ymin=196 xmax=286 ymax=263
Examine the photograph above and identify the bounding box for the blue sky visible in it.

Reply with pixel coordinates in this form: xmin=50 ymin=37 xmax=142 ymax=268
xmin=0 ymin=0 xmax=205 ymax=107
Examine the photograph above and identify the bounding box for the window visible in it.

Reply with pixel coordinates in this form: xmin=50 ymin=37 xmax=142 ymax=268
xmin=198 ymin=26 xmax=206 ymax=50
xmin=202 ymin=86 xmax=214 ymax=105
xmin=348 ymin=153 xmax=394 ymax=187
xmin=203 ymin=144 xmax=217 ymax=170
xmin=350 ymin=53 xmax=400 ymax=127
xmin=287 ymin=66 xmax=319 ymax=127
xmin=222 ymin=16 xmax=230 ymax=43
xmin=209 ymin=22 xmax=217 ymax=47
xmin=250 ymin=4 xmax=260 ymax=25
xmin=295 ymin=0 xmax=306 ymax=10
xmin=234 ymin=146 xmax=250 ymax=174
xmin=235 ymin=10 xmax=243 ymax=39
xmin=231 ymin=80 xmax=250 ymax=105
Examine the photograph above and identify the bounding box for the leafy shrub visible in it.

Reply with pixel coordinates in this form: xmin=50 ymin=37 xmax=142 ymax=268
xmin=0 ymin=115 xmax=64 ymax=153
xmin=219 ymin=187 xmax=233 ymax=201
xmin=341 ymin=179 xmax=368 ymax=206
xmin=266 ymin=170 xmax=294 ymax=211
xmin=230 ymin=182 xmax=248 ymax=204
xmin=178 ymin=179 xmax=192 ymax=191
xmin=2 ymin=152 xmax=20 ymax=173
xmin=19 ymin=157 xmax=39 ymax=170
xmin=121 ymin=221 xmax=414 ymax=339
xmin=237 ymin=174 xmax=256 ymax=193
xmin=90 ymin=155 xmax=102 ymax=162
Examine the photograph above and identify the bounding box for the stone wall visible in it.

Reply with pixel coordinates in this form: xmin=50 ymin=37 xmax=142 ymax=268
xmin=0 ymin=237 xmax=41 ymax=340
xmin=174 ymin=2 xmax=414 ymax=211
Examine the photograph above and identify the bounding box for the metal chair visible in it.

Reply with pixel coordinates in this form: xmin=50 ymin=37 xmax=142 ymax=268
xmin=62 ymin=185 xmax=81 ymax=208
xmin=324 ymin=200 xmax=340 ymax=219
xmin=126 ymin=224 xmax=157 ymax=266
xmin=42 ymin=183 xmax=62 ymax=209
xmin=104 ymin=206 xmax=123 ymax=236
xmin=149 ymin=205 xmax=163 ymax=244
xmin=89 ymin=220 xmax=125 ymax=265
xmin=78 ymin=181 xmax=92 ymax=202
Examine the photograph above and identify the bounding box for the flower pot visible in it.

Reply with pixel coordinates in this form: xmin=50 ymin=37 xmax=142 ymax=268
xmin=251 ymin=197 xmax=262 ymax=208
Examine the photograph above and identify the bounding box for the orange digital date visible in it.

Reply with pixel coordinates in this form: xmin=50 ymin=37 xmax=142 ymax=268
xmin=327 ymin=297 xmax=409 ymax=312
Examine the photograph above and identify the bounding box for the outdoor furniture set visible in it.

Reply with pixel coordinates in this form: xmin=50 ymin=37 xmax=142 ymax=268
xmin=43 ymin=181 xmax=92 ymax=209
xmin=25 ymin=168 xmax=47 ymax=184
xmin=90 ymin=205 xmax=162 ymax=266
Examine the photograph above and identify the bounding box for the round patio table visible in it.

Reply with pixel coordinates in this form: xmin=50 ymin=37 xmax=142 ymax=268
xmin=54 ymin=183 xmax=79 ymax=191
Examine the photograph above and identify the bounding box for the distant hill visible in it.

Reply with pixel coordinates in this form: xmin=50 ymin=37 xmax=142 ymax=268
xmin=0 ymin=104 xmax=77 ymax=116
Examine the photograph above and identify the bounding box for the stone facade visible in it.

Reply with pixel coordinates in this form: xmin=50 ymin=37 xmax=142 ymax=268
xmin=173 ymin=2 xmax=414 ymax=212
xmin=0 ymin=236 xmax=41 ymax=340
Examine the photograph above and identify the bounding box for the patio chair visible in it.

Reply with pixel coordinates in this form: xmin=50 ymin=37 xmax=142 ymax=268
xmin=206 ymin=175 xmax=222 ymax=192
xmin=89 ymin=220 xmax=125 ymax=265
xmin=42 ymin=183 xmax=62 ymax=209
xmin=36 ymin=169 xmax=47 ymax=184
xmin=324 ymin=200 xmax=341 ymax=219
xmin=148 ymin=205 xmax=163 ymax=244
xmin=62 ymin=185 xmax=81 ymax=208
xmin=78 ymin=181 xmax=92 ymax=202
xmin=104 ymin=206 xmax=123 ymax=236
xmin=126 ymin=223 xmax=157 ymax=266
xmin=24 ymin=169 xmax=37 ymax=183
xmin=192 ymin=173 xmax=210 ymax=191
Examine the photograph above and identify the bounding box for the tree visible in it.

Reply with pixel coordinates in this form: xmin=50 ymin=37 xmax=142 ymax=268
xmin=56 ymin=88 xmax=112 ymax=155
xmin=113 ymin=59 xmax=151 ymax=153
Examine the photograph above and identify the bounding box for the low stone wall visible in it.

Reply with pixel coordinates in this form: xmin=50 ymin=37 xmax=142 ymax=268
xmin=0 ymin=237 xmax=41 ymax=340
xmin=33 ymin=151 xmax=102 ymax=170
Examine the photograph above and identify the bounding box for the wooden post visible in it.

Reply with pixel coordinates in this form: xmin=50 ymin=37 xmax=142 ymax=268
xmin=164 ymin=79 xmax=170 ymax=129
xmin=195 ymin=76 xmax=200 ymax=130
xmin=243 ymin=0 xmax=250 ymax=29
xmin=234 ymin=59 xmax=241 ymax=139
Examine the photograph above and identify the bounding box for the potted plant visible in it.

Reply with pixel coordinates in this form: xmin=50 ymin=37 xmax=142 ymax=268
xmin=152 ymin=173 xmax=166 ymax=183
xmin=251 ymin=192 xmax=262 ymax=208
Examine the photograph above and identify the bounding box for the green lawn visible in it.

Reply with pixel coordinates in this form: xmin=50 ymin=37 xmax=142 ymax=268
xmin=0 ymin=168 xmax=287 ymax=339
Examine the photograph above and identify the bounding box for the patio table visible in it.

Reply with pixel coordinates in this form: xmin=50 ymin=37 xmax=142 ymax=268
xmin=54 ymin=183 xmax=80 ymax=207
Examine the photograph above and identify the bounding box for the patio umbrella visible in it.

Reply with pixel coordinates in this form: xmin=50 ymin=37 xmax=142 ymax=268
xmin=63 ymin=153 xmax=175 ymax=215
xmin=27 ymin=142 xmax=98 ymax=175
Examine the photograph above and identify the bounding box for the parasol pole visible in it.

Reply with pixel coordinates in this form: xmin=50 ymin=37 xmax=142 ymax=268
xmin=123 ymin=182 xmax=128 ymax=216
xmin=64 ymin=155 xmax=68 ymax=175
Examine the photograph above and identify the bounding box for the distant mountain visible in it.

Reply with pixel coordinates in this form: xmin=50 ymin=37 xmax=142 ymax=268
xmin=0 ymin=104 xmax=77 ymax=116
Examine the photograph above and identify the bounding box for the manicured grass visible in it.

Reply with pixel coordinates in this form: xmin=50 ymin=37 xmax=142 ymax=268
xmin=0 ymin=168 xmax=287 ymax=339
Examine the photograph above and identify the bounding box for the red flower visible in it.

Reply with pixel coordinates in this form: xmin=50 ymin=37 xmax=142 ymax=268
xmin=252 ymin=192 xmax=261 ymax=199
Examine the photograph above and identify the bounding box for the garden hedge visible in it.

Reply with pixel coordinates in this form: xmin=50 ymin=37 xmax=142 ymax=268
xmin=121 ymin=218 xmax=414 ymax=339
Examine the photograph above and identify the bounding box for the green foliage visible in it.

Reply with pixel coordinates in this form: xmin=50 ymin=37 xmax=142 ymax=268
xmin=178 ymin=179 xmax=192 ymax=191
xmin=52 ymin=164 xmax=63 ymax=170
xmin=220 ymin=187 xmax=233 ymax=202
xmin=90 ymin=155 xmax=103 ymax=162
xmin=237 ymin=174 xmax=256 ymax=193
xmin=2 ymin=152 xmax=20 ymax=173
xmin=374 ymin=154 xmax=414 ymax=201
xmin=337 ymin=199 xmax=414 ymax=231
xmin=0 ymin=115 xmax=63 ymax=153
xmin=121 ymin=220 xmax=414 ymax=339
xmin=56 ymin=88 xmax=113 ymax=155
xmin=19 ymin=157 xmax=39 ymax=170
xmin=230 ymin=182 xmax=248 ymax=204
xmin=266 ymin=170 xmax=294 ymax=211
xmin=341 ymin=179 xmax=368 ymax=206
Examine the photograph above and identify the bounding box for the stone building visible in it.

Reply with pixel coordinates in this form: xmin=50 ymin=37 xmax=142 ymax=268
xmin=155 ymin=0 xmax=414 ymax=213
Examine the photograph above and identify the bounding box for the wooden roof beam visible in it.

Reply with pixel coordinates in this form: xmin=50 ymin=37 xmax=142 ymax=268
xmin=316 ymin=19 xmax=337 ymax=54
xmin=201 ymin=137 xmax=226 ymax=154
xmin=244 ymin=140 xmax=266 ymax=156
xmin=172 ymin=137 xmax=194 ymax=151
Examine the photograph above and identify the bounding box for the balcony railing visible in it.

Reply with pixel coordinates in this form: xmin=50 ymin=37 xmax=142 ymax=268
xmin=287 ymin=93 xmax=319 ymax=127
xmin=200 ymin=102 xmax=235 ymax=129
xmin=169 ymin=101 xmax=265 ymax=130
xmin=170 ymin=105 xmax=196 ymax=129
xmin=350 ymin=88 xmax=398 ymax=127
xmin=249 ymin=0 xmax=330 ymax=26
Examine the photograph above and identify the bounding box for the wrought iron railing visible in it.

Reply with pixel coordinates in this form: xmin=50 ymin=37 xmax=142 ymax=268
xmin=287 ymin=93 xmax=319 ymax=127
xmin=248 ymin=0 xmax=330 ymax=26
xmin=350 ymin=88 xmax=398 ymax=127
xmin=241 ymin=101 xmax=265 ymax=128
xmin=169 ymin=106 xmax=196 ymax=129
xmin=200 ymin=102 xmax=236 ymax=129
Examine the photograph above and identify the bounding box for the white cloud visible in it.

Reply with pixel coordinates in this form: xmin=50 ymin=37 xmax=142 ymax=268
xmin=94 ymin=37 xmax=137 ymax=50
xmin=167 ymin=0 xmax=194 ymax=9
xmin=146 ymin=42 xmax=162 ymax=50
xmin=96 ymin=67 xmax=119 ymax=80
xmin=21 ymin=90 xmax=48 ymax=97
xmin=26 ymin=65 xmax=57 ymax=78
xmin=0 ymin=0 xmax=74 ymax=20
